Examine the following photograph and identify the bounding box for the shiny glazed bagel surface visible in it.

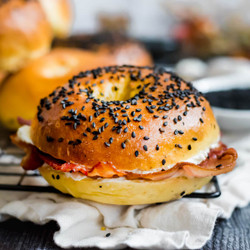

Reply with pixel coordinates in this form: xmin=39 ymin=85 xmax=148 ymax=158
xmin=31 ymin=65 xmax=220 ymax=172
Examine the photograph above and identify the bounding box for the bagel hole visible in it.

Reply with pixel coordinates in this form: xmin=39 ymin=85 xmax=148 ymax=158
xmin=93 ymin=78 xmax=142 ymax=101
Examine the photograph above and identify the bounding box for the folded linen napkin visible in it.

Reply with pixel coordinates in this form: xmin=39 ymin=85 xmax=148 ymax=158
xmin=0 ymin=132 xmax=249 ymax=249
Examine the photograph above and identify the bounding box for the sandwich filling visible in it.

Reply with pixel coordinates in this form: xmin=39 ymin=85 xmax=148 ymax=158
xmin=12 ymin=125 xmax=237 ymax=181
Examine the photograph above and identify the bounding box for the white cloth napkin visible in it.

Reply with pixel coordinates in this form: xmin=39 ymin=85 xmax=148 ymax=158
xmin=0 ymin=132 xmax=250 ymax=249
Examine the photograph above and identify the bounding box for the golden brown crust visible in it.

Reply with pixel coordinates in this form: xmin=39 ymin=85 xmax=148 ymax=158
xmin=30 ymin=66 xmax=220 ymax=172
xmin=38 ymin=0 xmax=72 ymax=38
xmin=0 ymin=48 xmax=151 ymax=130
xmin=0 ymin=0 xmax=52 ymax=72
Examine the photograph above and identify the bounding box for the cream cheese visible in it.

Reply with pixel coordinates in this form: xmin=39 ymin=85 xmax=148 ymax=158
xmin=17 ymin=125 xmax=33 ymax=145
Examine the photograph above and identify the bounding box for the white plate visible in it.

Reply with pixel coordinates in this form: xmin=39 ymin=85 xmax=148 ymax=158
xmin=193 ymin=74 xmax=250 ymax=131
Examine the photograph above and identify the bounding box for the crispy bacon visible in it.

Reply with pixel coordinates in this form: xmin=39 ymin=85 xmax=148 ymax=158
xmin=10 ymin=134 xmax=43 ymax=170
xmin=11 ymin=134 xmax=237 ymax=180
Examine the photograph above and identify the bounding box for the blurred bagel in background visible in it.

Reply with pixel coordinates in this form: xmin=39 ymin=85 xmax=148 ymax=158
xmin=0 ymin=0 xmax=53 ymax=72
xmin=38 ymin=0 xmax=73 ymax=38
xmin=53 ymin=32 xmax=153 ymax=66
xmin=0 ymin=47 xmax=152 ymax=130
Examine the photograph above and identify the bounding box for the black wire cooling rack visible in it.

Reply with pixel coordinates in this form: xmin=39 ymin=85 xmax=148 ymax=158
xmin=0 ymin=128 xmax=221 ymax=199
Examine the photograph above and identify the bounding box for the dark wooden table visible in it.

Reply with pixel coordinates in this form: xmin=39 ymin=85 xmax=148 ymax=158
xmin=0 ymin=203 xmax=249 ymax=250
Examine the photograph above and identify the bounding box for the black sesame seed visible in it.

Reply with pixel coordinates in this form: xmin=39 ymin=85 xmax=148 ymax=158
xmin=56 ymin=175 xmax=60 ymax=180
xmin=132 ymin=131 xmax=136 ymax=138
xmin=202 ymin=107 xmax=206 ymax=111
xmin=153 ymin=115 xmax=159 ymax=118
xmin=216 ymin=164 xmax=222 ymax=168
xmin=178 ymin=115 xmax=182 ymax=121
xmin=139 ymin=125 xmax=144 ymax=130
xmin=162 ymin=159 xmax=166 ymax=165
xmin=174 ymin=130 xmax=178 ymax=135
xmin=200 ymin=118 xmax=204 ymax=123
xmin=109 ymin=137 xmax=113 ymax=144
xmin=188 ymin=145 xmax=192 ymax=150
xmin=135 ymin=151 xmax=139 ymax=157
xmin=156 ymin=145 xmax=159 ymax=151
xmin=192 ymin=137 xmax=198 ymax=141
xmin=105 ymin=233 xmax=111 ymax=237
xmin=163 ymin=115 xmax=168 ymax=119
xmin=159 ymin=128 xmax=165 ymax=133
xmin=104 ymin=142 xmax=110 ymax=147
xmin=52 ymin=174 xmax=55 ymax=179
xmin=58 ymin=137 xmax=64 ymax=142
xmin=180 ymin=191 xmax=185 ymax=196
xmin=124 ymin=127 xmax=128 ymax=133
xmin=47 ymin=136 xmax=54 ymax=142
xmin=143 ymin=145 xmax=148 ymax=151
xmin=173 ymin=118 xmax=177 ymax=124
xmin=121 ymin=142 xmax=126 ymax=149
xmin=163 ymin=122 xmax=168 ymax=126
xmin=143 ymin=136 xmax=150 ymax=140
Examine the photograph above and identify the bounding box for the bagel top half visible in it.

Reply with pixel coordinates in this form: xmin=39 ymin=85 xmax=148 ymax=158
xmin=31 ymin=65 xmax=220 ymax=172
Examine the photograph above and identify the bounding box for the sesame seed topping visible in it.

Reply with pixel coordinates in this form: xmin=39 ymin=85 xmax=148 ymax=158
xmin=58 ymin=137 xmax=64 ymax=142
xmin=47 ymin=136 xmax=54 ymax=142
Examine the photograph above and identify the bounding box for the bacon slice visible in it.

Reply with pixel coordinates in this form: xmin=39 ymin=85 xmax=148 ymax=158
xmin=10 ymin=134 xmax=43 ymax=170
xmin=11 ymin=134 xmax=237 ymax=180
xmin=182 ymin=148 xmax=237 ymax=178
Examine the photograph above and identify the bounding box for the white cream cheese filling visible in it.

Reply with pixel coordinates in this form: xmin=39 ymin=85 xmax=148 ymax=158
xmin=17 ymin=125 xmax=33 ymax=145
xmin=17 ymin=125 xmax=220 ymax=180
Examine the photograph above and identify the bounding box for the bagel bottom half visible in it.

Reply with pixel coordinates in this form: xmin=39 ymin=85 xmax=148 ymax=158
xmin=39 ymin=165 xmax=211 ymax=205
